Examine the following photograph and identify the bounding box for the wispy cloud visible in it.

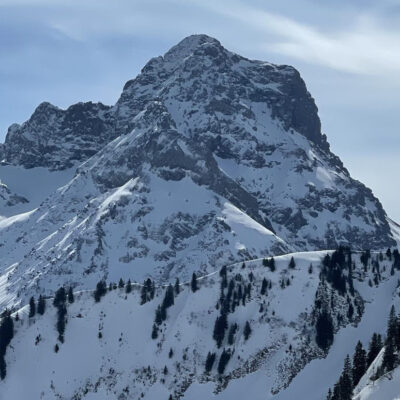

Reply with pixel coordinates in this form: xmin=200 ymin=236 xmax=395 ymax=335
xmin=190 ymin=0 xmax=400 ymax=76
xmin=3 ymin=0 xmax=399 ymax=78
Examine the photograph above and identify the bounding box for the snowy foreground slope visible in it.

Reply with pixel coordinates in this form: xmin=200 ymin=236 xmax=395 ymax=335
xmin=353 ymin=360 xmax=400 ymax=400
xmin=0 ymin=34 xmax=397 ymax=311
xmin=1 ymin=250 xmax=399 ymax=400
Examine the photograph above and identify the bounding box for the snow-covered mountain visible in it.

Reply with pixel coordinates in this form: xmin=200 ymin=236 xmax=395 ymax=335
xmin=0 ymin=34 xmax=396 ymax=312
xmin=0 ymin=34 xmax=399 ymax=400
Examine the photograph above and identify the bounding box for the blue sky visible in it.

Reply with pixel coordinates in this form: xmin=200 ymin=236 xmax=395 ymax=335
xmin=0 ymin=0 xmax=399 ymax=221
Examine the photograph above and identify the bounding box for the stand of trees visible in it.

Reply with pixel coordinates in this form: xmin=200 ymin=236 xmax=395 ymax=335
xmin=0 ymin=310 xmax=14 ymax=379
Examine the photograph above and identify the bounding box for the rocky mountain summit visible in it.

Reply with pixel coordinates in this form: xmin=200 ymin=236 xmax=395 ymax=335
xmin=0 ymin=34 xmax=396 ymax=309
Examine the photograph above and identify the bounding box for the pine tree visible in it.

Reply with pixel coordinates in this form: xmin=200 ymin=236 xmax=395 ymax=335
xmin=67 ymin=287 xmax=74 ymax=304
xmin=289 ymin=257 xmax=296 ymax=269
xmin=56 ymin=304 xmax=67 ymax=343
xmin=316 ymin=310 xmax=334 ymax=351
xmin=94 ymin=280 xmax=107 ymax=302
xmin=205 ymin=352 xmax=216 ymax=372
xmin=213 ymin=312 xmax=228 ymax=348
xmin=261 ymin=278 xmax=268 ymax=295
xmin=37 ymin=295 xmax=46 ymax=315
xmin=217 ymin=349 xmax=231 ymax=374
xmin=191 ymin=273 xmax=198 ymax=292
xmin=174 ymin=277 xmax=180 ymax=295
xmin=382 ymin=338 xmax=396 ymax=372
xmin=125 ymin=279 xmax=132 ymax=293
xmin=0 ymin=310 xmax=14 ymax=379
xmin=395 ymin=314 xmax=400 ymax=350
xmin=28 ymin=296 xmax=36 ymax=318
xmin=162 ymin=284 xmax=174 ymax=309
xmin=243 ymin=321 xmax=252 ymax=341
xmin=386 ymin=305 xmax=397 ymax=344
xmin=169 ymin=348 xmax=174 ymax=358
xmin=269 ymin=257 xmax=276 ymax=272
xmin=151 ymin=323 xmax=158 ymax=339
xmin=340 ymin=355 xmax=353 ymax=400
xmin=367 ymin=333 xmax=383 ymax=366
xmin=140 ymin=283 xmax=147 ymax=305
xmin=308 ymin=264 xmax=313 ymax=274
xmin=352 ymin=341 xmax=367 ymax=386
xmin=53 ymin=287 xmax=66 ymax=307
xmin=118 ymin=278 xmax=124 ymax=288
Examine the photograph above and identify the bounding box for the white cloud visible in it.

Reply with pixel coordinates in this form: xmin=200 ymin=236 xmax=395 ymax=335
xmin=4 ymin=0 xmax=400 ymax=79
xmin=191 ymin=1 xmax=400 ymax=77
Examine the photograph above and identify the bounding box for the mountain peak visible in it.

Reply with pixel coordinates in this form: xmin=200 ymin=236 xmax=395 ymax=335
xmin=163 ymin=34 xmax=222 ymax=61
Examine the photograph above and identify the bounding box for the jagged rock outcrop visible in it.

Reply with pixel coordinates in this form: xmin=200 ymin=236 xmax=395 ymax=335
xmin=3 ymin=101 xmax=115 ymax=169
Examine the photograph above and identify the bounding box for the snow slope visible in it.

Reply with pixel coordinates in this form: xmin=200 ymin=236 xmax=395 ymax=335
xmin=1 ymin=250 xmax=399 ymax=400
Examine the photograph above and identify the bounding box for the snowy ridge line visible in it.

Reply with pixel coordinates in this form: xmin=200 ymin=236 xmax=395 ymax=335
xmin=4 ymin=248 xmax=388 ymax=320
xmin=6 ymin=250 xmax=333 ymax=319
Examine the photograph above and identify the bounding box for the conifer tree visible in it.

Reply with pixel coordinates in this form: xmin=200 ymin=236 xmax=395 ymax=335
xmin=162 ymin=284 xmax=174 ymax=309
xmin=37 ymin=295 xmax=46 ymax=315
xmin=29 ymin=296 xmax=36 ymax=318
xmin=269 ymin=257 xmax=276 ymax=272
xmin=118 ymin=278 xmax=124 ymax=288
xmin=174 ymin=277 xmax=180 ymax=295
xmin=151 ymin=323 xmax=158 ymax=339
xmin=316 ymin=310 xmax=334 ymax=351
xmin=160 ymin=303 xmax=167 ymax=322
xmin=382 ymin=338 xmax=396 ymax=372
xmin=213 ymin=312 xmax=228 ymax=348
xmin=386 ymin=305 xmax=397 ymax=344
xmin=261 ymin=278 xmax=268 ymax=295
xmin=217 ymin=348 xmax=231 ymax=374
xmin=339 ymin=355 xmax=353 ymax=400
xmin=308 ymin=264 xmax=313 ymax=274
xmin=53 ymin=287 xmax=66 ymax=307
xmin=94 ymin=280 xmax=107 ymax=302
xmin=67 ymin=287 xmax=74 ymax=304
xmin=0 ymin=310 xmax=14 ymax=379
xmin=205 ymin=352 xmax=216 ymax=372
xmin=191 ymin=273 xmax=198 ymax=292
xmin=140 ymin=283 xmax=147 ymax=305
xmin=367 ymin=333 xmax=383 ymax=366
xmin=289 ymin=257 xmax=296 ymax=269
xmin=56 ymin=304 xmax=67 ymax=343
xmin=125 ymin=279 xmax=132 ymax=294
xmin=352 ymin=341 xmax=367 ymax=386
xmin=244 ymin=321 xmax=252 ymax=341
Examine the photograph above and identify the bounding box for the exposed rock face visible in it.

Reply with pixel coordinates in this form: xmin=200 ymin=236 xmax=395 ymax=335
xmin=0 ymin=34 xmax=396 ymax=308
xmin=3 ymin=101 xmax=115 ymax=169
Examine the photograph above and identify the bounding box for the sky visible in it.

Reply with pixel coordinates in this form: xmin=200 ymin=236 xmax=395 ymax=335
xmin=0 ymin=0 xmax=399 ymax=221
